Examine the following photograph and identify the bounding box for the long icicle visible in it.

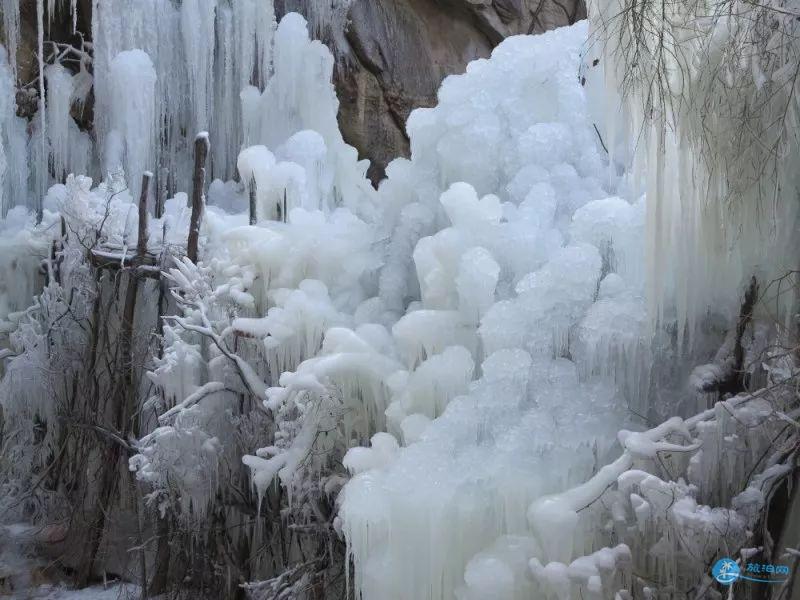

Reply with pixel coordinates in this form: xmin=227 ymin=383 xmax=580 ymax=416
xmin=1 ymin=0 xmax=20 ymax=77
xmin=36 ymin=0 xmax=46 ymax=223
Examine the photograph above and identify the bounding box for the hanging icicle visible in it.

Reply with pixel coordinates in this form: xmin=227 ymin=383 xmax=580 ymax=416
xmin=36 ymin=0 xmax=46 ymax=222
xmin=1 ymin=0 xmax=20 ymax=77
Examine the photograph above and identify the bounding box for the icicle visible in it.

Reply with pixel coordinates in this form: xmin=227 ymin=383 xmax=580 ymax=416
xmin=0 ymin=45 xmax=26 ymax=216
xmin=181 ymin=0 xmax=217 ymax=133
xmin=107 ymin=49 xmax=157 ymax=201
xmin=92 ymin=0 xmax=183 ymax=190
xmin=36 ymin=0 xmax=46 ymax=222
xmin=44 ymin=64 xmax=73 ymax=183
xmin=232 ymin=0 xmax=274 ymax=90
xmin=282 ymin=0 xmax=352 ymax=44
xmin=1 ymin=0 xmax=20 ymax=76
xmin=587 ymin=0 xmax=800 ymax=337
xmin=211 ymin=5 xmax=238 ymax=178
xmin=46 ymin=0 xmax=56 ymax=28
xmin=0 ymin=111 xmax=6 ymax=217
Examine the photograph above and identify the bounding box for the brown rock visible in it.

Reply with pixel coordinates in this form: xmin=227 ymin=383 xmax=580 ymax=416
xmin=283 ymin=0 xmax=587 ymax=183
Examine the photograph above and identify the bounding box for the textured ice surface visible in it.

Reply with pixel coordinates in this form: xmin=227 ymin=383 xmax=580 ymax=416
xmin=0 ymin=11 xmax=682 ymax=600
xmin=338 ymin=23 xmax=648 ymax=600
xmin=0 ymin=4 xmax=786 ymax=599
xmin=106 ymin=50 xmax=157 ymax=202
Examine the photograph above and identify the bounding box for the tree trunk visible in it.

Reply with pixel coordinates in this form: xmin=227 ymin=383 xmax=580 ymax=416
xmin=188 ymin=133 xmax=209 ymax=264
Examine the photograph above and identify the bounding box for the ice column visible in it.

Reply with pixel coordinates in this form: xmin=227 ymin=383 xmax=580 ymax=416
xmin=1 ymin=0 xmax=19 ymax=77
xmin=181 ymin=0 xmax=217 ymax=133
xmin=45 ymin=64 xmax=74 ymax=183
xmin=0 ymin=46 xmax=27 ymax=215
xmin=107 ymin=50 xmax=157 ymax=201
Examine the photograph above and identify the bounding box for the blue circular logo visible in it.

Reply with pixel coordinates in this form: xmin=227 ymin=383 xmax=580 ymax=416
xmin=713 ymin=558 xmax=740 ymax=585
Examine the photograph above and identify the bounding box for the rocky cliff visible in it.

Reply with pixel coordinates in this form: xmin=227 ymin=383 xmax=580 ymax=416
xmin=319 ymin=0 xmax=586 ymax=181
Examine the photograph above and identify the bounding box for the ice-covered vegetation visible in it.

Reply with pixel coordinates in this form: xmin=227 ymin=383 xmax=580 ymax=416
xmin=0 ymin=0 xmax=798 ymax=598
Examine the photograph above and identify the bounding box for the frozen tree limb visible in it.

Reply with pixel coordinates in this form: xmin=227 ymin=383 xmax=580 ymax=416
xmin=690 ymin=277 xmax=759 ymax=395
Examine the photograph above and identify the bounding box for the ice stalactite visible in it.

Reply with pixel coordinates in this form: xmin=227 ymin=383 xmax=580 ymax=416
xmin=90 ymin=0 xmax=337 ymax=199
xmin=1 ymin=0 xmax=20 ymax=77
xmin=584 ymin=0 xmax=800 ymax=340
xmin=231 ymin=0 xmax=274 ymax=90
xmin=0 ymin=0 xmax=351 ymax=213
xmin=35 ymin=0 xmax=46 ymax=220
xmin=44 ymin=65 xmax=71 ymax=182
xmin=0 ymin=0 xmax=81 ymax=212
xmin=211 ymin=6 xmax=238 ymax=179
xmin=208 ymin=0 xmax=275 ymax=177
xmin=0 ymin=46 xmax=26 ymax=216
xmin=106 ymin=50 xmax=157 ymax=203
xmin=240 ymin=14 xmax=377 ymax=221
xmin=43 ymin=64 xmax=90 ymax=185
xmin=279 ymin=0 xmax=352 ymax=49
xmin=181 ymin=0 xmax=217 ymax=134
xmin=0 ymin=3 xmax=794 ymax=598
xmin=92 ymin=0 xmax=185 ymax=190
xmin=0 ymin=208 xmax=50 ymax=328
xmin=0 ymin=91 xmax=7 ymax=218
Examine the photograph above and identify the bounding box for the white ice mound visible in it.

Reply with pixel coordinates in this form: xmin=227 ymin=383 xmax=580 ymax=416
xmin=338 ymin=21 xmax=645 ymax=600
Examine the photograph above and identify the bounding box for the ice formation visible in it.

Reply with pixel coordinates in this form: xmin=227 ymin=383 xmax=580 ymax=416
xmin=583 ymin=0 xmax=800 ymax=337
xmin=0 ymin=45 xmax=26 ymax=216
xmin=327 ymin=24 xmax=652 ymax=600
xmin=1 ymin=0 xmax=19 ymax=79
xmin=106 ymin=50 xmax=157 ymax=202
xmin=0 ymin=0 xmax=356 ymax=215
xmin=0 ymin=2 xmax=796 ymax=599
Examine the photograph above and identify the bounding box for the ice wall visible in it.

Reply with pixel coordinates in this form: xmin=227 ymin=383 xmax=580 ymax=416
xmin=91 ymin=19 xmax=653 ymax=598
xmin=1 ymin=0 xmax=19 ymax=79
xmin=0 ymin=0 xmax=351 ymax=213
xmin=105 ymin=50 xmax=157 ymax=202
xmin=583 ymin=0 xmax=800 ymax=339
xmin=0 ymin=46 xmax=27 ymax=216
xmin=0 ymin=2 xmax=786 ymax=598
xmin=240 ymin=14 xmax=376 ymax=220
xmin=91 ymin=0 xmax=350 ymax=194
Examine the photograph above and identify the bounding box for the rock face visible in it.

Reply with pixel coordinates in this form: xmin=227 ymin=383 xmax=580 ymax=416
xmin=334 ymin=0 xmax=496 ymax=182
xmin=313 ymin=0 xmax=586 ymax=182
xmin=6 ymin=0 xmax=584 ymax=184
